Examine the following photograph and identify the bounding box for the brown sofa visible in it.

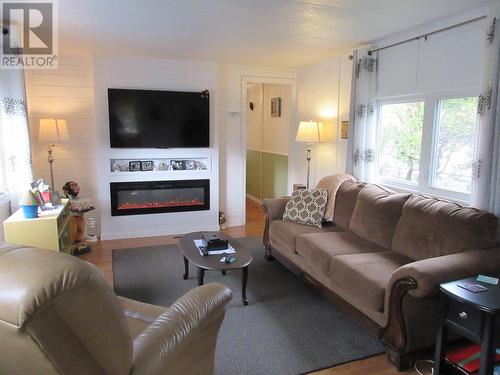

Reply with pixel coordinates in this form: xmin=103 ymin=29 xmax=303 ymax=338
xmin=263 ymin=180 xmax=500 ymax=369
xmin=0 ymin=244 xmax=232 ymax=375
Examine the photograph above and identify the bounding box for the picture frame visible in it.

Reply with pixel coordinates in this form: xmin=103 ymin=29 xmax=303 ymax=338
xmin=271 ymin=97 xmax=281 ymax=117
xmin=30 ymin=178 xmax=48 ymax=210
xmin=129 ymin=161 xmax=141 ymax=172
xmin=341 ymin=121 xmax=349 ymax=139
xmin=140 ymin=160 xmax=154 ymax=171
xmin=170 ymin=160 xmax=185 ymax=170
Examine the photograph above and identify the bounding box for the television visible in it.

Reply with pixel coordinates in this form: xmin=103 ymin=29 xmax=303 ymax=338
xmin=108 ymin=88 xmax=209 ymax=148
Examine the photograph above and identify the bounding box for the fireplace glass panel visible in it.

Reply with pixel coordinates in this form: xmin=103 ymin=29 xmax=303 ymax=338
xmin=117 ymin=187 xmax=205 ymax=210
xmin=110 ymin=179 xmax=210 ymax=216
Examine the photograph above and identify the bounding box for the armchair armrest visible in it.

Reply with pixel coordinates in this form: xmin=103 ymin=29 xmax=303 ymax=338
xmin=388 ymin=247 xmax=500 ymax=300
xmin=262 ymin=197 xmax=290 ymax=258
xmin=131 ymin=283 xmax=232 ymax=375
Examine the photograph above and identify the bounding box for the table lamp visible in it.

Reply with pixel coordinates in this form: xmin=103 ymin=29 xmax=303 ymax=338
xmin=296 ymin=121 xmax=322 ymax=189
xmin=38 ymin=119 xmax=69 ymax=191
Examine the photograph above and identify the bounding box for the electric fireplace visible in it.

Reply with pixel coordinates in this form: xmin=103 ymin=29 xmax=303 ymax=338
xmin=110 ymin=179 xmax=209 ymax=216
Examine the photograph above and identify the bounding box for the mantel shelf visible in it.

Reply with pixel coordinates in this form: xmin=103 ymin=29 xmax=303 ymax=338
xmin=110 ymin=157 xmax=211 ymax=175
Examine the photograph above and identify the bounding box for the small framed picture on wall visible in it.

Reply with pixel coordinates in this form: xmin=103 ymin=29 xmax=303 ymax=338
xmin=341 ymin=121 xmax=349 ymax=139
xmin=271 ymin=97 xmax=281 ymax=117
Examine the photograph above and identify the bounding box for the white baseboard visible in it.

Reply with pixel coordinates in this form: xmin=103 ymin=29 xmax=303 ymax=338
xmin=100 ymin=223 xmax=220 ymax=241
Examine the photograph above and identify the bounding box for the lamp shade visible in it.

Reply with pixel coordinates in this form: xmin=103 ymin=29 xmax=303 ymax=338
xmin=296 ymin=121 xmax=322 ymax=143
xmin=39 ymin=118 xmax=69 ymax=142
xmin=55 ymin=119 xmax=70 ymax=141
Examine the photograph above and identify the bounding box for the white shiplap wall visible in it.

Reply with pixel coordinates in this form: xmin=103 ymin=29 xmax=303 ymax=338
xmin=25 ymin=55 xmax=100 ymax=231
xmin=25 ymin=56 xmax=299 ymax=237
xmin=92 ymin=56 xmax=220 ymax=239
xmin=295 ymin=55 xmax=353 ymax=186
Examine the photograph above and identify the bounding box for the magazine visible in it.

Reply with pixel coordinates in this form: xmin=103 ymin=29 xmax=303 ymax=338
xmin=193 ymin=239 xmax=236 ymax=256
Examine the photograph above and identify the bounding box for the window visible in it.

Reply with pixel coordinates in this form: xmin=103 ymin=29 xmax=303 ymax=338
xmin=431 ymin=97 xmax=478 ymax=194
xmin=378 ymin=102 xmax=424 ymax=184
xmin=376 ymin=94 xmax=478 ymax=202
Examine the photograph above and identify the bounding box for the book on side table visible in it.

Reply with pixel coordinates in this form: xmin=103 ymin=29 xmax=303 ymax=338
xmin=445 ymin=341 xmax=500 ymax=375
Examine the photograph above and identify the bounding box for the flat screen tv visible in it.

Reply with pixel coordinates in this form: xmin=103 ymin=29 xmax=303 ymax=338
xmin=108 ymin=88 xmax=209 ymax=148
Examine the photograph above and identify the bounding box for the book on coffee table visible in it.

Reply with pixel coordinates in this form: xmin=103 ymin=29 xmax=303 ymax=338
xmin=193 ymin=239 xmax=236 ymax=256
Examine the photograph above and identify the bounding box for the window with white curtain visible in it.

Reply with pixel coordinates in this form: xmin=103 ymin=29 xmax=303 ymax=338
xmin=376 ymin=92 xmax=479 ymax=203
xmin=369 ymin=11 xmax=487 ymax=204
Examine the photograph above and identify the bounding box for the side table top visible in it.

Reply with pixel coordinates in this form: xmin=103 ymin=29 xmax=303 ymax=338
xmin=179 ymin=231 xmax=252 ymax=271
xmin=440 ymin=275 xmax=500 ymax=313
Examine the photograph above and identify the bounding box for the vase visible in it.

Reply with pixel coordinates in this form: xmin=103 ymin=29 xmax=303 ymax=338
xmin=21 ymin=205 xmax=39 ymax=219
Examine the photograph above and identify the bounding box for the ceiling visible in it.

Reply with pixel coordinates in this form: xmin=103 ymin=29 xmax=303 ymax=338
xmin=58 ymin=0 xmax=488 ymax=68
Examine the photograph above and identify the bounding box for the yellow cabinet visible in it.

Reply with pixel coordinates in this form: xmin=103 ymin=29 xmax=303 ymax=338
xmin=3 ymin=202 xmax=72 ymax=253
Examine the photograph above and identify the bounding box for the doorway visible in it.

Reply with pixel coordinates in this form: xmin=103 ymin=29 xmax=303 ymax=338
xmin=245 ymin=82 xmax=292 ymax=207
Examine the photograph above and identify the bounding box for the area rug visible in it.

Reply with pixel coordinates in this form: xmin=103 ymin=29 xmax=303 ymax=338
xmin=112 ymin=237 xmax=384 ymax=375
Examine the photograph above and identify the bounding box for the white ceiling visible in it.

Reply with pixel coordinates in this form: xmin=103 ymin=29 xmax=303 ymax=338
xmin=59 ymin=0 xmax=489 ymax=68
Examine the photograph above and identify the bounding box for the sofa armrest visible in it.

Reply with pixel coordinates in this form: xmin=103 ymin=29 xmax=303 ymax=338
xmin=382 ymin=247 xmax=500 ymax=359
xmin=388 ymin=247 xmax=500 ymax=299
xmin=131 ymin=283 xmax=232 ymax=375
xmin=262 ymin=197 xmax=290 ymax=258
xmin=262 ymin=196 xmax=290 ymax=222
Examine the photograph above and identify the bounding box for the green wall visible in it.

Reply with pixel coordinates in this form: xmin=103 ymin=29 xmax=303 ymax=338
xmin=246 ymin=150 xmax=262 ymax=199
xmin=246 ymin=150 xmax=288 ymax=200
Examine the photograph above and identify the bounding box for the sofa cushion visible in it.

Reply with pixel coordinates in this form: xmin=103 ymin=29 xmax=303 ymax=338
xmin=282 ymin=189 xmax=328 ymax=228
xmin=349 ymin=185 xmax=410 ymax=248
xmin=333 ymin=181 xmax=365 ymax=230
xmin=296 ymin=232 xmax=387 ymax=279
xmin=330 ymin=251 xmax=413 ymax=312
xmin=269 ymin=220 xmax=339 ymax=256
xmin=392 ymin=195 xmax=498 ymax=260
xmin=316 ymin=174 xmax=357 ymax=221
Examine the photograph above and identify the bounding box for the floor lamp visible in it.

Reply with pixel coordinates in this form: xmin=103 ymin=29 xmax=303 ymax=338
xmin=296 ymin=121 xmax=322 ymax=189
xmin=38 ymin=119 xmax=69 ymax=192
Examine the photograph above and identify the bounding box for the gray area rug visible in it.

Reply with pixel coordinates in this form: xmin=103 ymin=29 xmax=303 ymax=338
xmin=112 ymin=236 xmax=384 ymax=375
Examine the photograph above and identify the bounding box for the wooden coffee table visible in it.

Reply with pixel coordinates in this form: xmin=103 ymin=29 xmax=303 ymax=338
xmin=179 ymin=232 xmax=253 ymax=305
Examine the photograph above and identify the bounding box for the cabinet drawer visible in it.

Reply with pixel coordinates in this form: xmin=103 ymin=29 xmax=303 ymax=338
xmin=447 ymin=298 xmax=483 ymax=337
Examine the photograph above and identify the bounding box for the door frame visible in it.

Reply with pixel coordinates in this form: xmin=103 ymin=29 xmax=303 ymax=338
xmin=240 ymin=76 xmax=296 ymax=223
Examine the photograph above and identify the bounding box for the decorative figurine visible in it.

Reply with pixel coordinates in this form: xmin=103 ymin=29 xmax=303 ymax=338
xmin=62 ymin=181 xmax=95 ymax=256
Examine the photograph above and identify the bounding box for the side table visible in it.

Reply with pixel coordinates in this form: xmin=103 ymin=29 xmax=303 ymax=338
xmin=434 ymin=276 xmax=500 ymax=375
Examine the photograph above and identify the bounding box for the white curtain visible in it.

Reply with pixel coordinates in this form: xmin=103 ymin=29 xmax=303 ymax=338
xmin=472 ymin=3 xmax=500 ymax=221
xmin=346 ymin=47 xmax=378 ymax=182
xmin=0 ymin=62 xmax=33 ymax=211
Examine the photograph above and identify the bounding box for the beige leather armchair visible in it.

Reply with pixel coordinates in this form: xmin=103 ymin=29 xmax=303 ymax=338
xmin=0 ymin=244 xmax=232 ymax=375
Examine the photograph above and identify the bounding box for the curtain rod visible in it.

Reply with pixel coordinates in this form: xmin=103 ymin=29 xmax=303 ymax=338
xmin=368 ymin=15 xmax=487 ymax=56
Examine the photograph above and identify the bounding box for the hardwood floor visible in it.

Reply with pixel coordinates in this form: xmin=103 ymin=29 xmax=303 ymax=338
xmin=81 ymin=198 xmax=415 ymax=374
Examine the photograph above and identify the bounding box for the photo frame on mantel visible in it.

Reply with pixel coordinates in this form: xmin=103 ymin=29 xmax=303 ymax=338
xmin=129 ymin=161 xmax=141 ymax=172
xmin=271 ymin=97 xmax=281 ymax=117
xmin=140 ymin=160 xmax=154 ymax=171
